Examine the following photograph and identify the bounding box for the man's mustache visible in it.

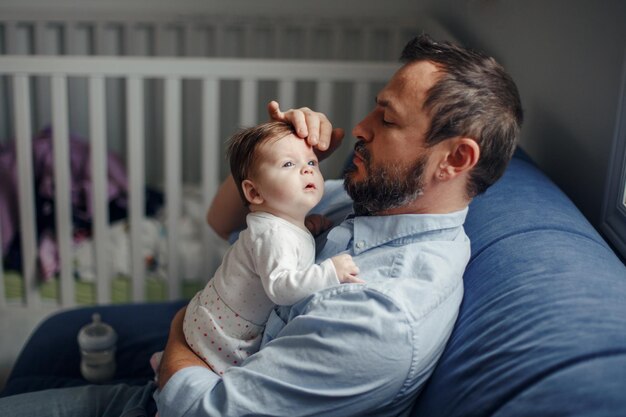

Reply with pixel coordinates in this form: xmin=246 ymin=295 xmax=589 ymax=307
xmin=354 ymin=141 xmax=370 ymax=163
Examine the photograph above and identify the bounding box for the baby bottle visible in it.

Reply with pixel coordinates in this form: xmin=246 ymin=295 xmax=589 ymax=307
xmin=77 ymin=313 xmax=118 ymax=383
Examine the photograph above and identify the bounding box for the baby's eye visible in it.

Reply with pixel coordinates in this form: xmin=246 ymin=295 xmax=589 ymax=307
xmin=307 ymin=160 xmax=318 ymax=166
xmin=282 ymin=161 xmax=294 ymax=168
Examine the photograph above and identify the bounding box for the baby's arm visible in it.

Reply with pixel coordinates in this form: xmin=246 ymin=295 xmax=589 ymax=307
xmin=254 ymin=231 xmax=364 ymax=306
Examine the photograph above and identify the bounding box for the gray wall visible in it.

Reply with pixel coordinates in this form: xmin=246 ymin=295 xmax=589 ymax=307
xmin=424 ymin=0 xmax=626 ymax=231
xmin=0 ymin=0 xmax=422 ymax=18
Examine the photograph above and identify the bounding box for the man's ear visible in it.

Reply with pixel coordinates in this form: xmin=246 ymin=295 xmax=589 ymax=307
xmin=242 ymin=179 xmax=264 ymax=205
xmin=439 ymin=138 xmax=480 ymax=179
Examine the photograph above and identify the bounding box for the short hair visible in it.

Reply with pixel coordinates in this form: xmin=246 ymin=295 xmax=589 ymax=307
xmin=401 ymin=34 xmax=524 ymax=197
xmin=227 ymin=121 xmax=295 ymax=205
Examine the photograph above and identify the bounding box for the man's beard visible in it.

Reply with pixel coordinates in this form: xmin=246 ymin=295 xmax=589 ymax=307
xmin=343 ymin=142 xmax=427 ymax=216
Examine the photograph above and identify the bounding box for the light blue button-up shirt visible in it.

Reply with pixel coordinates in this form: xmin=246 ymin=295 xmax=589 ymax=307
xmin=156 ymin=180 xmax=470 ymax=417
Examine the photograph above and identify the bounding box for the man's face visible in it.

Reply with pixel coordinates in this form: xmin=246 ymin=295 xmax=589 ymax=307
xmin=345 ymin=61 xmax=440 ymax=215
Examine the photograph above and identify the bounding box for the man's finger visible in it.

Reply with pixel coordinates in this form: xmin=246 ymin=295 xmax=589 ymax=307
xmin=268 ymin=100 xmax=284 ymax=121
xmin=304 ymin=111 xmax=321 ymax=146
xmin=317 ymin=119 xmax=333 ymax=151
xmin=290 ymin=110 xmax=309 ymax=138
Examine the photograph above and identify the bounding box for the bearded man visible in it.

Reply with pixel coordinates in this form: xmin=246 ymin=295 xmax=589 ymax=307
xmin=0 ymin=34 xmax=522 ymax=417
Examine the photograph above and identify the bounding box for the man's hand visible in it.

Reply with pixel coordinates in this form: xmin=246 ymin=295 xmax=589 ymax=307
xmin=157 ymin=307 xmax=209 ymax=390
xmin=331 ymin=254 xmax=364 ymax=284
xmin=268 ymin=100 xmax=345 ymax=161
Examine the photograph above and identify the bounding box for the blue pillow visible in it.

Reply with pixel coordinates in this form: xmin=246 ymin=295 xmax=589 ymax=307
xmin=412 ymin=154 xmax=626 ymax=415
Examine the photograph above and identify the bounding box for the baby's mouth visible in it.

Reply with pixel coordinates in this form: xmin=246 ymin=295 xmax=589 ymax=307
xmin=305 ymin=183 xmax=316 ymax=190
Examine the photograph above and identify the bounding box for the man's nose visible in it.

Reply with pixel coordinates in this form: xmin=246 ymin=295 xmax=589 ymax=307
xmin=352 ymin=113 xmax=372 ymax=142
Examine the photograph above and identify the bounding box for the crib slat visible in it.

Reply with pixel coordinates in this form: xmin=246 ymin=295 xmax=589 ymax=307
xmin=243 ymin=25 xmax=252 ymax=58
xmin=240 ymin=78 xmax=257 ymax=127
xmin=34 ymin=22 xmax=52 ymax=136
xmin=13 ymin=75 xmax=40 ymax=307
xmin=165 ymin=76 xmax=182 ymax=300
xmin=155 ymin=23 xmax=168 ymax=56
xmin=123 ymin=22 xmax=137 ymax=56
xmin=89 ymin=76 xmax=111 ymax=304
xmin=34 ymin=21 xmax=47 ymax=55
xmin=214 ymin=23 xmax=224 ymax=57
xmin=0 ymin=72 xmax=9 ymax=146
xmin=183 ymin=23 xmax=197 ymax=57
xmin=5 ymin=21 xmax=18 ymax=54
xmin=93 ymin=22 xmax=106 ymax=55
xmin=201 ymin=78 xmax=221 ymax=275
xmin=362 ymin=29 xmax=373 ymax=60
xmin=0 ymin=220 xmax=4 ymax=307
xmin=51 ymin=75 xmax=75 ymax=307
xmin=278 ymin=80 xmax=296 ymax=113
xmin=330 ymin=27 xmax=341 ymax=60
xmin=302 ymin=25 xmax=312 ymax=60
xmin=0 ymin=56 xmax=398 ymax=81
xmin=63 ymin=22 xmax=75 ymax=55
xmin=351 ymin=81 xmax=370 ymax=131
xmin=0 ymin=54 xmax=398 ymax=310
xmin=316 ymin=80 xmax=333 ymax=115
xmin=126 ymin=76 xmax=146 ymax=302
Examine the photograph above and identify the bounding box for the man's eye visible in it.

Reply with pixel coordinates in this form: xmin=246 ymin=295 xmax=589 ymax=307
xmin=382 ymin=119 xmax=394 ymax=126
xmin=282 ymin=161 xmax=294 ymax=168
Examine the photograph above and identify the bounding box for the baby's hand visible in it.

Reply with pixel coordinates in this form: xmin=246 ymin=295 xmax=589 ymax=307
xmin=305 ymin=214 xmax=333 ymax=236
xmin=331 ymin=254 xmax=364 ymax=284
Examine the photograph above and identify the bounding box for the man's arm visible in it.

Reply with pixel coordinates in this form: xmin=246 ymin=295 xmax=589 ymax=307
xmin=155 ymin=288 xmax=415 ymax=417
xmin=206 ymin=175 xmax=248 ymax=240
xmin=157 ymin=307 xmax=209 ymax=390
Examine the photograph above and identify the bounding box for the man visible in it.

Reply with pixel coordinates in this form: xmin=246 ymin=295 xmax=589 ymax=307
xmin=0 ymin=34 xmax=522 ymax=416
xmin=156 ymin=34 xmax=522 ymax=416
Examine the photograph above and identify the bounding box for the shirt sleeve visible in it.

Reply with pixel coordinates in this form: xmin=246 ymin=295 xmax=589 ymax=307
xmin=155 ymin=286 xmax=414 ymax=417
xmin=251 ymin=229 xmax=340 ymax=306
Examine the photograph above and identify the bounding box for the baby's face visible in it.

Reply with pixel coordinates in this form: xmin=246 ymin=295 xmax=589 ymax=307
xmin=250 ymin=134 xmax=324 ymax=222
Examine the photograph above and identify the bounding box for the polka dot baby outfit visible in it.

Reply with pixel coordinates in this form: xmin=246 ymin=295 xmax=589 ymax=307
xmin=184 ymin=211 xmax=339 ymax=374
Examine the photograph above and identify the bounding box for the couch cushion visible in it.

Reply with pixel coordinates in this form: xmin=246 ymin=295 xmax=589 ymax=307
xmin=412 ymin=154 xmax=626 ymax=416
xmin=1 ymin=301 xmax=186 ymax=397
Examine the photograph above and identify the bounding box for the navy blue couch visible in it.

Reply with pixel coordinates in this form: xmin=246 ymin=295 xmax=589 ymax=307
xmin=3 ymin=149 xmax=626 ymax=415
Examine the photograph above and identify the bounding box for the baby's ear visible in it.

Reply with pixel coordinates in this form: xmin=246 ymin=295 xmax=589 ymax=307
xmin=242 ymin=179 xmax=264 ymax=205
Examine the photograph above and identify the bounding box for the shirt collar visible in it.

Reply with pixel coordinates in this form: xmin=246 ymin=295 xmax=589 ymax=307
xmin=347 ymin=208 xmax=468 ymax=255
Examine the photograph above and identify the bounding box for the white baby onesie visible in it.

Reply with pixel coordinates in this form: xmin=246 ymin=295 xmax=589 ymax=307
xmin=183 ymin=211 xmax=339 ymax=374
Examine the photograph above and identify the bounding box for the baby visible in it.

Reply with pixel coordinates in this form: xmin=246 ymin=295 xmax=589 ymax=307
xmin=171 ymin=121 xmax=362 ymax=376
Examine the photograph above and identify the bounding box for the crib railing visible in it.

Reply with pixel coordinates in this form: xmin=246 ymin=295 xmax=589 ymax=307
xmin=0 ymin=55 xmax=398 ymax=309
xmin=0 ymin=12 xmax=425 ymax=147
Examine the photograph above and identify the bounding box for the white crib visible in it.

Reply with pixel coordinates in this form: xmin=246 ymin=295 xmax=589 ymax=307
xmin=0 ymin=54 xmax=398 ymax=311
xmin=0 ymin=12 xmax=447 ymax=313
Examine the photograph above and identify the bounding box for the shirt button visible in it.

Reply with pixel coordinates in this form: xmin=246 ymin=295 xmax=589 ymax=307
xmin=356 ymin=241 xmax=365 ymax=249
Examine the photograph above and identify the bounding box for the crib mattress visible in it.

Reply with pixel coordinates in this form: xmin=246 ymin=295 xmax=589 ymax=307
xmin=3 ymin=271 xmax=203 ymax=305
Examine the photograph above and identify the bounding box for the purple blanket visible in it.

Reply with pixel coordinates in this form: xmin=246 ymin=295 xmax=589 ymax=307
xmin=0 ymin=127 xmax=128 ymax=280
